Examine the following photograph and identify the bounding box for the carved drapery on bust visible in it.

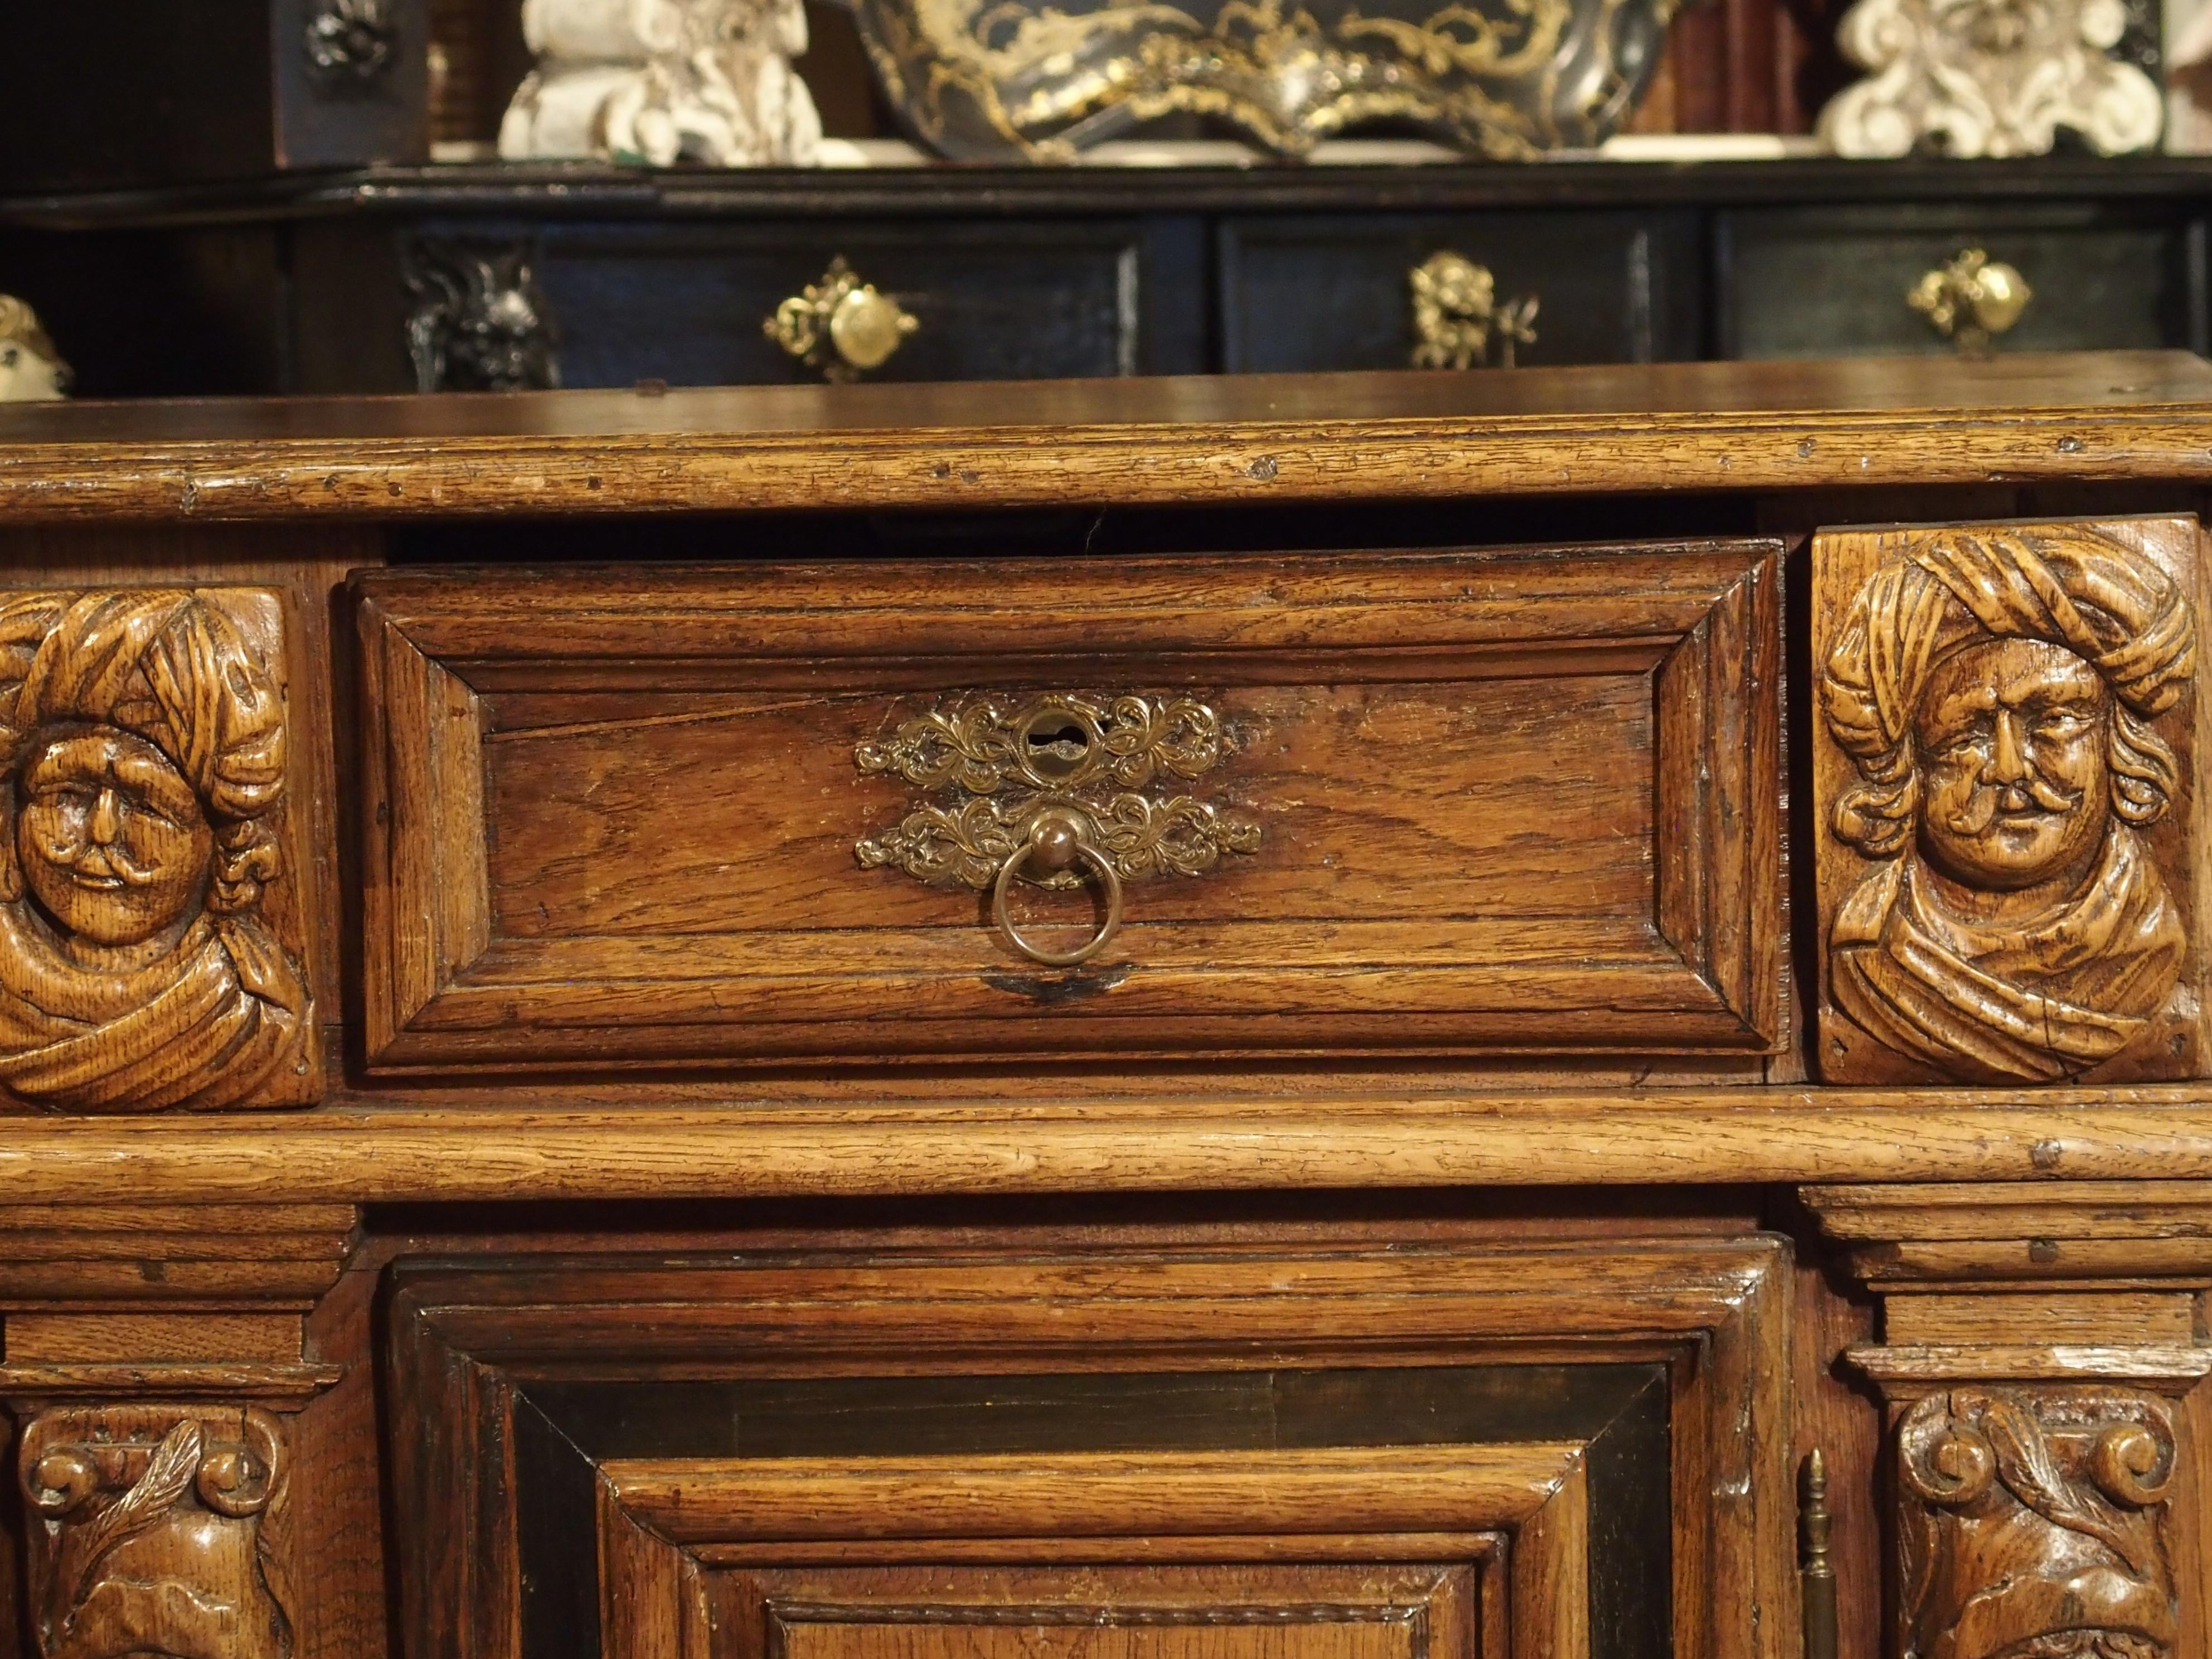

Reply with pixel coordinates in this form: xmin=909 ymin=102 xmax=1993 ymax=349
xmin=1898 ymin=1388 xmax=2177 ymax=1659
xmin=0 ymin=590 xmax=314 ymax=1111
xmin=18 ymin=1405 xmax=295 ymax=1659
xmin=1816 ymin=525 xmax=2200 ymax=1083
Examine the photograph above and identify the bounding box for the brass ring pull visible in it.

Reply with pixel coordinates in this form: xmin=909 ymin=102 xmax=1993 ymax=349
xmin=991 ymin=808 xmax=1124 ymax=968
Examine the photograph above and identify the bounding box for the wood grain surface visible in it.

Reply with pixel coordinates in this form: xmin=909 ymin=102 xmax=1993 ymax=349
xmin=390 ymin=1234 xmax=1783 ymax=1659
xmin=0 ymin=356 xmax=2205 ymax=518
xmin=0 ymin=1088 xmax=2211 ymax=1200
xmin=357 ymin=546 xmax=1781 ymax=1069
xmin=1810 ymin=518 xmax=2206 ymax=1085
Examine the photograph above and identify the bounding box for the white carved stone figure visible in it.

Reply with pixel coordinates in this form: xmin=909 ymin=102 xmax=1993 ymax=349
xmin=499 ymin=0 xmax=823 ymax=166
xmin=1818 ymin=0 xmax=2162 ymax=155
xmin=0 ymin=297 xmax=70 ymax=402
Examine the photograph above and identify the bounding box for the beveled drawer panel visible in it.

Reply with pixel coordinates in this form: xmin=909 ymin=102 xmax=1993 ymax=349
xmin=354 ymin=543 xmax=1781 ymax=1071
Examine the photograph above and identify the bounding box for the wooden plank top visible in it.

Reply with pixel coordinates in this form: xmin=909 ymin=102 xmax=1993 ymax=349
xmin=1 ymin=352 xmax=2209 ymax=520
xmin=1 ymin=1085 xmax=2211 ymax=1203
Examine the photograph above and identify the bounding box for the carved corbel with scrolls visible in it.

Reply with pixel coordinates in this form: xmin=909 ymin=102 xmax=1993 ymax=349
xmin=18 ymin=1405 xmax=295 ymax=1659
xmin=1803 ymin=1182 xmax=2212 ymax=1659
xmin=1895 ymin=1386 xmax=2177 ymax=1659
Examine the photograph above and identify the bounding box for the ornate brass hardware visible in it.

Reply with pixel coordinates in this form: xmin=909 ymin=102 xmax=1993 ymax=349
xmin=1908 ymin=250 xmax=2031 ymax=352
xmin=764 ymin=258 xmax=917 ymax=381
xmin=855 ymin=692 xmax=1261 ymax=964
xmin=991 ymin=807 xmax=1126 ymax=967
xmin=1410 ymin=252 xmax=1539 ymax=371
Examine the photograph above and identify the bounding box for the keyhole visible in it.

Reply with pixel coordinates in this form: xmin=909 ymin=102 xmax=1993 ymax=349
xmin=1022 ymin=716 xmax=1091 ymax=783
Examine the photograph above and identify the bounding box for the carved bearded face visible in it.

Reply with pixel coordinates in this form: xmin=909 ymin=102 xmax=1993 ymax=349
xmin=1913 ymin=638 xmax=2112 ymax=891
xmin=16 ymin=728 xmax=213 ymax=946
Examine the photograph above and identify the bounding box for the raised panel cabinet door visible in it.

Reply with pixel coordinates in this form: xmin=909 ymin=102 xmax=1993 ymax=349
xmin=1217 ymin=213 xmax=1699 ymax=373
xmin=384 ymin=1234 xmax=1789 ymax=1659
xmin=1720 ymin=206 xmax=2202 ymax=360
xmin=353 ymin=542 xmax=1783 ymax=1071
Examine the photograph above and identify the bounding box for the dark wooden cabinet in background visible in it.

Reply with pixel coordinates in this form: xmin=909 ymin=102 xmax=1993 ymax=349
xmin=11 ymin=159 xmax=2212 ymax=395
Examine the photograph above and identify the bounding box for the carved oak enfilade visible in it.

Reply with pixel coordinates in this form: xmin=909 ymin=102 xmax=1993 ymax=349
xmin=16 ymin=358 xmax=2212 ymax=1659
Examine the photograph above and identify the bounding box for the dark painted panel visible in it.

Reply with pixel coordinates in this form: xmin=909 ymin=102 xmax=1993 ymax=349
xmin=1721 ymin=203 xmax=2199 ymax=358
xmin=523 ymin=220 xmax=1149 ymax=387
xmin=1219 ymin=211 xmax=1700 ymax=372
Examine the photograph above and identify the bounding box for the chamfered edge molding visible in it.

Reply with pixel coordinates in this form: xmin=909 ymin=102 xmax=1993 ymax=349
xmin=1 ymin=352 xmax=2211 ymax=518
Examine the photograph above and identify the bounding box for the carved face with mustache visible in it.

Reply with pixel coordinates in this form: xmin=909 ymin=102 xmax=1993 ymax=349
xmin=1914 ymin=638 xmax=2112 ymax=895
xmin=15 ymin=728 xmax=213 ymax=948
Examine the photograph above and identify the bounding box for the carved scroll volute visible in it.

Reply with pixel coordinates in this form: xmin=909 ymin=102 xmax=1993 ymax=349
xmin=1811 ymin=520 xmax=2206 ymax=1083
xmin=1895 ymin=1388 xmax=2179 ymax=1659
xmin=18 ymin=1405 xmax=294 ymax=1659
xmin=0 ymin=588 xmax=320 ymax=1110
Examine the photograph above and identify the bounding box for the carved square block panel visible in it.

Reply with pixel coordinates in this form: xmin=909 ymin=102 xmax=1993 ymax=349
xmin=1811 ymin=518 xmax=2207 ymax=1084
xmin=0 ymin=587 xmax=321 ymax=1110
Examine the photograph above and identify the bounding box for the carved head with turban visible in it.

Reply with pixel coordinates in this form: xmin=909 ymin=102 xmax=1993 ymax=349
xmin=0 ymin=591 xmax=287 ymax=949
xmin=1824 ymin=528 xmax=2194 ymax=890
xmin=1822 ymin=527 xmax=2196 ymax=1083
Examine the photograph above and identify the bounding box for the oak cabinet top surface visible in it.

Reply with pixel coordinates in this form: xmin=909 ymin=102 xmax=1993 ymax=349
xmin=2 ymin=352 xmax=2210 ymax=520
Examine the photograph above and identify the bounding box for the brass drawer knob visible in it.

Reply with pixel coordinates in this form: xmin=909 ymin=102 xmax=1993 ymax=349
xmin=991 ymin=808 xmax=1126 ymax=967
xmin=764 ymin=258 xmax=918 ymax=381
xmin=1409 ymin=251 xmax=1539 ymax=370
xmin=1908 ymin=249 xmax=2031 ymax=352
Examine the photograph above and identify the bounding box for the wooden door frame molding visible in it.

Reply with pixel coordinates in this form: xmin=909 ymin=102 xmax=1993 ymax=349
xmin=385 ymin=1231 xmax=1792 ymax=1659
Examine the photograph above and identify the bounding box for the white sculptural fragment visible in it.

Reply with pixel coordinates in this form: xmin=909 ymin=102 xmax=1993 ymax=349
xmin=0 ymin=297 xmax=70 ymax=401
xmin=499 ymin=0 xmax=823 ymax=166
xmin=1818 ymin=0 xmax=2162 ymax=155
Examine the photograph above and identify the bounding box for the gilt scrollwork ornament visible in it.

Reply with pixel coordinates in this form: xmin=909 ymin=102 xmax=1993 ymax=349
xmin=848 ymin=0 xmax=1678 ymax=161
xmin=1818 ymin=526 xmax=2196 ymax=1083
xmin=857 ymin=791 xmax=1263 ymax=888
xmin=1816 ymin=0 xmax=2161 ymax=156
xmin=0 ymin=590 xmax=316 ymax=1111
xmin=1897 ymin=1388 xmax=2177 ymax=1659
xmin=857 ymin=692 xmax=1225 ymax=797
xmin=19 ymin=1406 xmax=295 ymax=1659
xmin=855 ymin=692 xmax=1260 ymax=962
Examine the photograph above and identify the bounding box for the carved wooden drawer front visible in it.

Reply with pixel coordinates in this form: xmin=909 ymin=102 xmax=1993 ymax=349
xmin=356 ymin=544 xmax=1781 ymax=1071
